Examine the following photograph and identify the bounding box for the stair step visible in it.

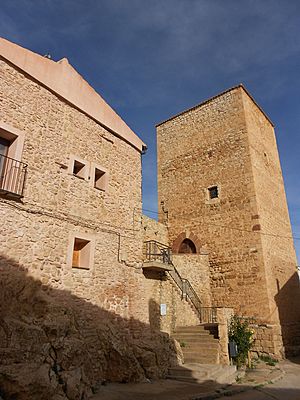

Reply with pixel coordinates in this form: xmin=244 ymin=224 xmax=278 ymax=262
xmin=184 ymin=358 xmax=218 ymax=363
xmin=182 ymin=349 xmax=218 ymax=356
xmin=172 ymin=325 xmax=220 ymax=365
xmin=166 ymin=375 xmax=202 ymax=383
xmin=173 ymin=329 xmax=210 ymax=334
xmin=168 ymin=366 xmax=218 ymax=378
xmin=174 ymin=325 xmax=207 ymax=331
xmin=173 ymin=338 xmax=218 ymax=346
xmin=168 ymin=364 xmax=236 ymax=384
xmin=173 ymin=337 xmax=219 ymax=344
xmin=180 ymin=346 xmax=219 ymax=352
xmin=172 ymin=332 xmax=214 ymax=339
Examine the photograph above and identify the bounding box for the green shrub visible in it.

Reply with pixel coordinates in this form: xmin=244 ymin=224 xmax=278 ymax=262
xmin=229 ymin=316 xmax=254 ymax=368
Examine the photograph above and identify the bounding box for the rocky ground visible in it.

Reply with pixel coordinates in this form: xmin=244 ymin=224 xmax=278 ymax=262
xmin=0 ymin=256 xmax=181 ymax=400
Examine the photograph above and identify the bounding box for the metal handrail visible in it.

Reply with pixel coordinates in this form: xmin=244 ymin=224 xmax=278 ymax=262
xmin=144 ymin=240 xmax=172 ymax=264
xmin=0 ymin=154 xmax=27 ymax=197
xmin=144 ymin=241 xmax=217 ymax=324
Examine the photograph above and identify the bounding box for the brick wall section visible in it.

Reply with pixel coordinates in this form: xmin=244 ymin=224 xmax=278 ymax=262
xmin=157 ymin=86 xmax=300 ymax=356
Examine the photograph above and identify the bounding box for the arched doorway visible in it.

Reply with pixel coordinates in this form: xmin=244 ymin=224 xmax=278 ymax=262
xmin=172 ymin=232 xmax=201 ymax=254
xmin=178 ymin=238 xmax=197 ymax=254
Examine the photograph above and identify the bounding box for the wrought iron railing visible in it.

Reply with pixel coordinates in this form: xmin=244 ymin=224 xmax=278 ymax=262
xmin=144 ymin=240 xmax=172 ymax=264
xmin=168 ymin=266 xmax=217 ymax=323
xmin=143 ymin=240 xmax=217 ymax=324
xmin=0 ymin=154 xmax=27 ymax=197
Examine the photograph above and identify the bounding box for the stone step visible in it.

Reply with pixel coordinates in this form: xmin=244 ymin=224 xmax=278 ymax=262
xmin=169 ymin=363 xmax=222 ymax=378
xmin=182 ymin=348 xmax=218 ymax=356
xmin=168 ymin=364 xmax=237 ymax=384
xmin=173 ymin=338 xmax=219 ymax=347
xmin=184 ymin=356 xmax=218 ymax=364
xmin=172 ymin=332 xmax=211 ymax=339
xmin=168 ymin=364 xmax=222 ymax=379
xmin=166 ymin=375 xmax=201 ymax=384
xmin=174 ymin=326 xmax=210 ymax=335
xmin=172 ymin=325 xmax=220 ymax=365
xmin=179 ymin=344 xmax=219 ymax=352
xmin=173 ymin=325 xmax=207 ymax=332
xmin=173 ymin=336 xmax=219 ymax=345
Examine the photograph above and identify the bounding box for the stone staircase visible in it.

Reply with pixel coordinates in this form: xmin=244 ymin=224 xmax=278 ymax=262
xmin=172 ymin=325 xmax=219 ymax=364
xmin=169 ymin=325 xmax=237 ymax=384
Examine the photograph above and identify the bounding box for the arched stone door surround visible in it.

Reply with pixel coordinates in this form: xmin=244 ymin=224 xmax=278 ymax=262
xmin=172 ymin=232 xmax=201 ymax=254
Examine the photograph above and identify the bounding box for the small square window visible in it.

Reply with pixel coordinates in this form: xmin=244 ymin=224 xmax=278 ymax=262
xmin=90 ymin=163 xmax=108 ymax=191
xmin=72 ymin=160 xmax=87 ymax=179
xmin=94 ymin=167 xmax=106 ymax=190
xmin=208 ymin=186 xmax=219 ymax=199
xmin=72 ymin=238 xmax=91 ymax=269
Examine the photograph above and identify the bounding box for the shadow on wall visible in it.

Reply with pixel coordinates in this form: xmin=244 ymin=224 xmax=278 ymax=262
xmin=0 ymin=255 xmax=181 ymax=400
xmin=149 ymin=299 xmax=161 ymax=331
xmin=275 ymin=272 xmax=300 ymax=359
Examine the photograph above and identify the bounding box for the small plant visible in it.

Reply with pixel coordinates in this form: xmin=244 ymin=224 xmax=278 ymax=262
xmin=180 ymin=341 xmax=186 ymax=348
xmin=228 ymin=316 xmax=255 ymax=368
xmin=259 ymin=354 xmax=278 ymax=366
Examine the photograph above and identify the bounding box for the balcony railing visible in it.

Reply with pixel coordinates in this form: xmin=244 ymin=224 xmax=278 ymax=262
xmin=0 ymin=154 xmax=27 ymax=198
xmin=144 ymin=240 xmax=172 ymax=265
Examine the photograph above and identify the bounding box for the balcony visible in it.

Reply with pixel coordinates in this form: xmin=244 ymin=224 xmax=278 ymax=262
xmin=0 ymin=154 xmax=27 ymax=198
xmin=143 ymin=240 xmax=174 ymax=272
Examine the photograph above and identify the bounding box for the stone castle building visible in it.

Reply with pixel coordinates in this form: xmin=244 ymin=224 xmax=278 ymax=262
xmin=0 ymin=37 xmax=299 ymax=398
xmin=156 ymin=85 xmax=300 ymax=357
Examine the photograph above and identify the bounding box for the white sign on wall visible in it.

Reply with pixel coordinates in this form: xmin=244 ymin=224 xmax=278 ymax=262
xmin=160 ymin=304 xmax=167 ymax=316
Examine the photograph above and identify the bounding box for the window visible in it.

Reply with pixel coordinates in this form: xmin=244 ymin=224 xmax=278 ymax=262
xmin=67 ymin=232 xmax=95 ymax=271
xmin=71 ymin=158 xmax=88 ymax=179
xmin=0 ymin=137 xmax=10 ymax=157
xmin=68 ymin=157 xmax=108 ymax=191
xmin=208 ymin=186 xmax=219 ymax=199
xmin=0 ymin=122 xmax=26 ymax=198
xmin=72 ymin=237 xmax=92 ymax=269
xmin=91 ymin=163 xmax=108 ymax=191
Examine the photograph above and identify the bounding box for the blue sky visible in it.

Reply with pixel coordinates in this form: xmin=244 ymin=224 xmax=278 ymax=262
xmin=1 ymin=0 xmax=300 ymax=262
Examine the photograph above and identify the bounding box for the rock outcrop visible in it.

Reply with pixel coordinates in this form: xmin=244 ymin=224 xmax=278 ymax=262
xmin=0 ymin=256 xmax=180 ymax=400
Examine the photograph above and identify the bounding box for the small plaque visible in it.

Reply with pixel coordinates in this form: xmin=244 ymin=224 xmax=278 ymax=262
xmin=160 ymin=304 xmax=167 ymax=316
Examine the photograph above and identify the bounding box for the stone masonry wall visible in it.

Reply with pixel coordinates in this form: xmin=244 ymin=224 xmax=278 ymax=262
xmin=141 ymin=216 xmax=207 ymax=334
xmin=142 ymin=215 xmax=169 ymax=245
xmin=172 ymin=254 xmax=212 ymax=307
xmin=157 ymin=87 xmax=271 ymax=318
xmin=242 ymin=91 xmax=300 ymax=355
xmin=0 ymin=57 xmax=180 ymax=398
xmin=0 ymin=57 xmax=145 ymax=318
xmin=157 ymin=86 xmax=300 ymax=357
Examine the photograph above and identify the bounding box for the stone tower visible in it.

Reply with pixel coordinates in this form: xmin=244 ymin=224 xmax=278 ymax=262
xmin=157 ymin=85 xmax=300 ymax=357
